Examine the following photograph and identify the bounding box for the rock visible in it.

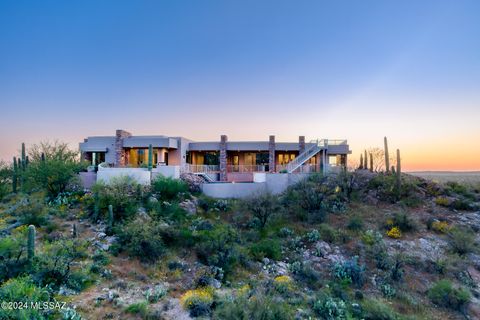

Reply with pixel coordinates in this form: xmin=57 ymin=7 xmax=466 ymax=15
xmin=314 ymin=241 xmax=332 ymax=257
xmin=180 ymin=173 xmax=203 ymax=193
xmin=107 ymin=290 xmax=119 ymax=302
xmin=276 ymin=262 xmax=289 ymax=275
xmin=179 ymin=199 xmax=197 ymax=215
xmin=262 ymin=257 xmax=270 ymax=265
xmin=96 ymin=232 xmax=107 ymax=239
xmin=468 ymin=253 xmax=480 ymax=270
xmin=211 ymin=279 xmax=222 ymax=289
xmin=137 ymin=208 xmax=151 ymax=221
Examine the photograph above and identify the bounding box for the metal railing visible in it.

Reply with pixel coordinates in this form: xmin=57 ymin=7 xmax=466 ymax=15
xmin=182 ymin=164 xmax=219 ymax=174
xmin=286 ymin=143 xmax=322 ymax=173
xmin=227 ymin=165 xmax=266 ymax=173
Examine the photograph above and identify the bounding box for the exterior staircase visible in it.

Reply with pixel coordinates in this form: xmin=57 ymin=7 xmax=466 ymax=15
xmin=286 ymin=139 xmax=327 ymax=173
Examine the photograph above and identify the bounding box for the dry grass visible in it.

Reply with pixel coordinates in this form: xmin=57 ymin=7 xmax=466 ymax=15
xmin=410 ymin=171 xmax=480 ymax=185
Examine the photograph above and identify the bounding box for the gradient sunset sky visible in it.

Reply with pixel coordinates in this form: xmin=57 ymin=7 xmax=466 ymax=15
xmin=1 ymin=1 xmax=479 ymax=171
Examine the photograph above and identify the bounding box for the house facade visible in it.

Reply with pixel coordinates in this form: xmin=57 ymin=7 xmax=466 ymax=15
xmin=79 ymin=130 xmax=350 ymax=183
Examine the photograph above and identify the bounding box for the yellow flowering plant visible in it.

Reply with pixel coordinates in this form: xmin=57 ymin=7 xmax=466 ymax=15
xmin=387 ymin=227 xmax=402 ymax=239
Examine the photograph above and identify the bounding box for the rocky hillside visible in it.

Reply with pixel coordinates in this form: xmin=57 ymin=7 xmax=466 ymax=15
xmin=0 ymin=171 xmax=479 ymax=320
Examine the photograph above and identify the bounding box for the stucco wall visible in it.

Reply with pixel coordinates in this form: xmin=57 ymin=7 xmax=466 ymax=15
xmin=97 ymin=167 xmax=151 ymax=185
xmin=152 ymin=166 xmax=180 ymax=179
xmin=201 ymin=173 xmax=309 ymax=198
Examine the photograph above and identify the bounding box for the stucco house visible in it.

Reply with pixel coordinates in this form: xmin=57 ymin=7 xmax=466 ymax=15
xmin=80 ymin=130 xmax=350 ymax=184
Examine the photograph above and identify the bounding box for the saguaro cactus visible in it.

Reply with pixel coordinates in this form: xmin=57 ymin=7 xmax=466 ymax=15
xmin=108 ymin=204 xmax=114 ymax=228
xmin=391 ymin=165 xmax=396 ymax=175
xmin=396 ymin=149 xmax=401 ymax=196
xmin=12 ymin=157 xmax=17 ymax=193
xmin=148 ymin=144 xmax=153 ymax=171
xmin=359 ymin=154 xmax=363 ymax=169
xmin=21 ymin=143 xmax=26 ymax=170
xmin=369 ymin=153 xmax=373 ymax=172
xmin=41 ymin=152 xmax=45 ymax=162
xmin=72 ymin=224 xmax=77 ymax=238
xmin=364 ymin=150 xmax=368 ymax=170
xmin=384 ymin=137 xmax=390 ymax=173
xmin=28 ymin=225 xmax=36 ymax=261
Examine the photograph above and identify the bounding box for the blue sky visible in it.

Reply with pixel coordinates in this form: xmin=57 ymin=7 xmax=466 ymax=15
xmin=1 ymin=1 xmax=479 ymax=170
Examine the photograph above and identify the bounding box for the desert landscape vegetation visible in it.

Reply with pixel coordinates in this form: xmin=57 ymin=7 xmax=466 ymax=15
xmin=0 ymin=139 xmax=479 ymax=320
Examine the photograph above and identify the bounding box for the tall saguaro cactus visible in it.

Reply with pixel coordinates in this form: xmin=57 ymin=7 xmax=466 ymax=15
xmin=108 ymin=204 xmax=114 ymax=229
xmin=359 ymin=154 xmax=363 ymax=169
xmin=21 ymin=143 xmax=26 ymax=170
xmin=12 ymin=157 xmax=17 ymax=193
xmin=148 ymin=144 xmax=153 ymax=171
xmin=364 ymin=150 xmax=368 ymax=170
xmin=384 ymin=137 xmax=390 ymax=173
xmin=28 ymin=225 xmax=36 ymax=261
xmin=396 ymin=149 xmax=402 ymax=196
xmin=369 ymin=153 xmax=373 ymax=172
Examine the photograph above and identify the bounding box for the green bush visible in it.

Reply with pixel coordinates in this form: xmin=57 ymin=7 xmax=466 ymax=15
xmin=152 ymin=176 xmax=189 ymax=201
xmin=282 ymin=175 xmax=347 ymax=222
xmin=386 ymin=212 xmax=416 ymax=233
xmin=347 ymin=215 xmax=364 ymax=231
xmin=428 ymin=279 xmax=470 ymax=310
xmin=243 ymin=193 xmax=282 ymax=228
xmin=448 ymin=227 xmax=476 ymax=255
xmin=33 ymin=239 xmax=90 ymax=290
xmin=361 ymin=298 xmax=400 ymax=320
xmin=319 ymin=224 xmax=338 ymax=243
xmin=0 ymin=276 xmax=51 ymax=320
xmin=116 ymin=218 xmax=166 ymax=262
xmin=22 ymin=141 xmax=87 ymax=198
xmin=125 ymin=301 xmax=149 ymax=317
xmin=91 ymin=176 xmax=140 ymax=221
xmin=0 ymin=229 xmax=29 ymax=282
xmin=195 ymin=225 xmax=240 ymax=275
xmin=250 ymin=238 xmax=281 ymax=261
xmin=15 ymin=199 xmax=48 ymax=227
xmin=213 ymin=293 xmax=293 ymax=320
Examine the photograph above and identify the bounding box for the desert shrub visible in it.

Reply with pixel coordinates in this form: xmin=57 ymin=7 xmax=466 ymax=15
xmin=448 ymin=227 xmax=476 ymax=255
xmin=428 ymin=279 xmax=470 ymax=310
xmin=0 ymin=228 xmax=29 ymax=282
xmin=195 ymin=225 xmax=240 ymax=274
xmin=33 ymin=239 xmax=90 ymax=290
xmin=152 ymin=175 xmax=189 ymax=201
xmin=362 ymin=229 xmax=383 ymax=246
xmin=361 ymin=298 xmax=400 ymax=320
xmin=450 ymin=199 xmax=473 ymax=211
xmin=385 ymin=212 xmax=415 ymax=233
xmin=282 ymin=175 xmax=347 ymax=222
xmin=278 ymin=227 xmax=294 ymax=238
xmin=115 ymin=218 xmax=165 ymax=262
xmin=435 ymin=197 xmax=450 ymax=207
xmin=144 ymin=284 xmax=167 ymax=303
xmin=431 ymin=220 xmax=450 ymax=233
xmin=250 ymin=238 xmax=281 ymax=261
xmin=180 ymin=287 xmax=214 ymax=317
xmin=347 ymin=215 xmax=364 ymax=231
xmin=368 ymin=174 xmax=419 ymax=204
xmin=125 ymin=301 xmax=149 ymax=317
xmin=289 ymin=261 xmax=321 ymax=285
xmin=386 ymin=227 xmax=401 ymax=239
xmin=389 ymin=254 xmax=405 ymax=282
xmin=213 ymin=292 xmax=293 ymax=320
xmin=15 ymin=199 xmax=48 ymax=227
xmin=313 ymin=295 xmax=348 ymax=320
xmin=23 ymin=141 xmax=87 ymax=198
xmin=91 ymin=177 xmax=139 ymax=221
xmin=243 ymin=193 xmax=282 ymax=229
xmin=273 ymin=275 xmax=294 ymax=294
xmin=305 ymin=229 xmax=321 ymax=242
xmin=380 ymin=283 xmax=396 ymax=299
xmin=0 ymin=276 xmax=51 ymax=320
xmin=332 ymin=256 xmax=365 ymax=288
xmin=319 ymin=224 xmax=338 ymax=243
xmin=445 ymin=181 xmax=475 ymax=200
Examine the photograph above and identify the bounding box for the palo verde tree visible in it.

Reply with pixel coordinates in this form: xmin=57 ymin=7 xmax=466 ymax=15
xmin=22 ymin=141 xmax=87 ymax=198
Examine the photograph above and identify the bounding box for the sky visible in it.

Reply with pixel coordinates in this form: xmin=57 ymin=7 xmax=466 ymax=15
xmin=1 ymin=0 xmax=479 ymax=171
